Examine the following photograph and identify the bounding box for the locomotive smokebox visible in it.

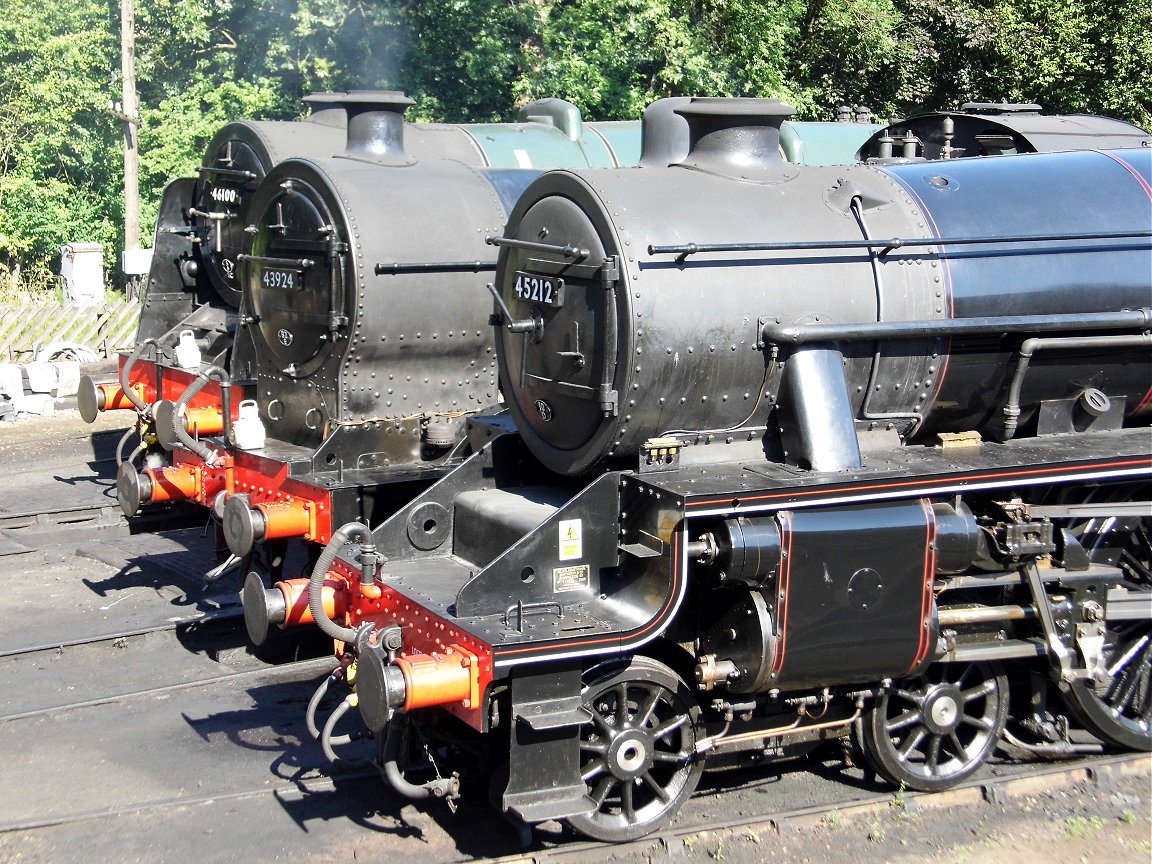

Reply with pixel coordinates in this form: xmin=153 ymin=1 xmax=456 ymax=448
xmin=338 ymin=90 xmax=415 ymax=165
xmin=675 ymin=97 xmax=796 ymax=177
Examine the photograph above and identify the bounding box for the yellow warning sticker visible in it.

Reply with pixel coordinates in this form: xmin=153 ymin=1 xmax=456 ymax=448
xmin=558 ymin=519 xmax=583 ymax=561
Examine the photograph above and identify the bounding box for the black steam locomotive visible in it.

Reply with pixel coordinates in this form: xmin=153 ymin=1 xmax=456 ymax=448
xmin=104 ymin=93 xmax=667 ymax=546
xmin=265 ymin=98 xmax=1150 ymax=842
xmin=77 ymin=96 xmax=349 ymax=444
xmin=858 ymin=100 xmax=1151 ymax=160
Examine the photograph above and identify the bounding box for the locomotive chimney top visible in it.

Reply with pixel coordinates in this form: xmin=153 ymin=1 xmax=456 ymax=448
xmin=674 ymin=97 xmax=797 ymax=178
xmin=336 ymin=90 xmax=415 ymax=166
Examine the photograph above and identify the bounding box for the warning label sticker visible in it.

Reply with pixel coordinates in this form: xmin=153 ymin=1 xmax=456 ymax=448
xmin=553 ymin=564 xmax=590 ymax=593
xmin=558 ymin=519 xmax=583 ymax=561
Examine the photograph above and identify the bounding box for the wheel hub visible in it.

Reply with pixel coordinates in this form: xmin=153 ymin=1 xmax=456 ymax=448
xmin=607 ymin=729 xmax=652 ymax=780
xmin=923 ymin=684 xmax=963 ymax=734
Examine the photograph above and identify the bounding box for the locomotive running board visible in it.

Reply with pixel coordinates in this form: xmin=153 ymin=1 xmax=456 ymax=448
xmin=647 ymin=426 xmax=1152 ymax=518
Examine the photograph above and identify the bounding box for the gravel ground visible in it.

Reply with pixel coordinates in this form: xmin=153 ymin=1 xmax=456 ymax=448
xmin=602 ymin=761 xmax=1151 ymax=864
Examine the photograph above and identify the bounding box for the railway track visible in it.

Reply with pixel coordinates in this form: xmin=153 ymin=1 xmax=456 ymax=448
xmin=0 ymin=763 xmax=380 ymax=834
xmin=478 ymin=753 xmax=1151 ymax=864
xmin=0 ymin=727 xmax=1145 ymax=859
xmin=0 ymin=498 xmax=206 ymax=545
xmin=0 ymin=607 xmax=244 ymax=661
xmin=0 ymin=624 xmax=333 ymax=725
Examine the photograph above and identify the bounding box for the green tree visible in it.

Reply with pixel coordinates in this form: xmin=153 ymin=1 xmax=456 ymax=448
xmin=1 ymin=0 xmax=1147 ymax=295
xmin=0 ymin=0 xmax=119 ymax=286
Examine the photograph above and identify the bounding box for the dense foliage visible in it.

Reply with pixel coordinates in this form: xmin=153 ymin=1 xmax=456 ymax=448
xmin=0 ymin=0 xmax=1148 ymax=293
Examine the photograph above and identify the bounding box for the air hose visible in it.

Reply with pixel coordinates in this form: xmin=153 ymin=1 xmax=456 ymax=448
xmin=379 ymin=716 xmax=459 ymax=801
xmin=169 ymin=365 xmax=230 ymax=465
xmin=118 ymin=338 xmax=155 ymax=415
xmin=115 ymin=426 xmax=147 ymax=466
xmin=308 ymin=521 xmax=374 ymax=645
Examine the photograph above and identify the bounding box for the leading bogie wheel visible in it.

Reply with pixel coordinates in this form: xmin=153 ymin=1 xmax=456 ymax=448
xmin=859 ymin=661 xmax=1009 ymax=792
xmin=566 ymin=656 xmax=704 ymax=842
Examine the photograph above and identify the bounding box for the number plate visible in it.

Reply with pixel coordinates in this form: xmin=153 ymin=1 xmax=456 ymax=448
xmin=261 ymin=268 xmax=298 ymax=290
xmin=513 ymin=271 xmax=564 ymax=307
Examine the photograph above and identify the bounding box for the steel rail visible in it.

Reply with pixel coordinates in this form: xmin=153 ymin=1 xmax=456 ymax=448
xmin=0 ymin=655 xmax=335 ymax=724
xmin=474 ymin=752 xmax=1150 ymax=863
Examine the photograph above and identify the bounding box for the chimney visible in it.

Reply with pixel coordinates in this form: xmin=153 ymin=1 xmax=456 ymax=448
xmin=337 ymin=90 xmax=415 ymax=165
xmin=674 ymin=97 xmax=797 ymax=177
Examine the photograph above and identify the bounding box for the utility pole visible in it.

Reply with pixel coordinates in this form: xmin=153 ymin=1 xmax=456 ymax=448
xmin=118 ymin=0 xmax=140 ymax=252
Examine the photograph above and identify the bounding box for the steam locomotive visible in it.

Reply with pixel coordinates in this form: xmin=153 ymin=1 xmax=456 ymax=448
xmin=255 ymin=98 xmax=1151 ymax=842
xmin=76 ymin=95 xmax=348 ymax=452
xmin=857 ymin=100 xmax=1151 ymax=160
xmin=101 ymin=93 xmax=653 ymax=550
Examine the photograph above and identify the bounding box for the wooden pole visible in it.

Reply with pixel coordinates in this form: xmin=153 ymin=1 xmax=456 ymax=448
xmin=120 ymin=0 xmax=140 ymax=252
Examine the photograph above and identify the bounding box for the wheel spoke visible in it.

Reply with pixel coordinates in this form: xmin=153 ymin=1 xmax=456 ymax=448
xmin=636 ymin=688 xmax=662 ymax=729
xmin=589 ymin=775 xmax=616 ymax=807
xmin=1110 ymin=661 xmax=1143 ymax=714
xmin=1108 ymin=635 xmax=1149 ymax=678
xmin=1118 ymin=548 xmax=1152 ymax=582
xmin=614 ymin=684 xmax=629 ymax=727
xmin=641 ymin=771 xmax=672 ymax=803
xmin=961 ymin=679 xmax=995 ymax=703
xmin=886 ymin=707 xmax=924 ymax=733
xmin=946 ymin=730 xmax=967 ymax=759
xmin=925 ymin=733 xmax=943 ymax=771
xmin=580 ymin=739 xmax=608 ymax=755
xmin=891 ymin=687 xmax=926 ymax=706
xmin=1136 ymin=674 xmax=1152 ymax=720
xmin=581 ymin=757 xmax=608 ymax=782
xmin=652 ymin=712 xmax=689 ymax=741
xmin=958 ymin=712 xmax=994 ymax=732
xmin=651 ymin=750 xmax=689 ymax=764
xmin=896 ymin=727 xmax=926 ymax=760
xmin=590 ymin=707 xmax=614 ymax=735
xmin=621 ymin=780 xmax=637 ymax=824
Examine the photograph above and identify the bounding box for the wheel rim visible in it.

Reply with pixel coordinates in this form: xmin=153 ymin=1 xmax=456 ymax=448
xmin=862 ymin=661 xmax=1008 ymax=792
xmin=1062 ymin=504 xmax=1151 ymax=750
xmin=1066 ymin=618 xmax=1152 ymax=750
xmin=566 ymin=658 xmax=702 ymax=842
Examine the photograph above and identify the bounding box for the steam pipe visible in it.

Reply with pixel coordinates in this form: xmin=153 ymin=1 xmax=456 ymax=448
xmin=650 ymin=230 xmax=1152 ymax=259
xmin=1002 ymin=333 xmax=1152 ymax=439
xmin=762 ymin=308 xmax=1151 ymax=346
